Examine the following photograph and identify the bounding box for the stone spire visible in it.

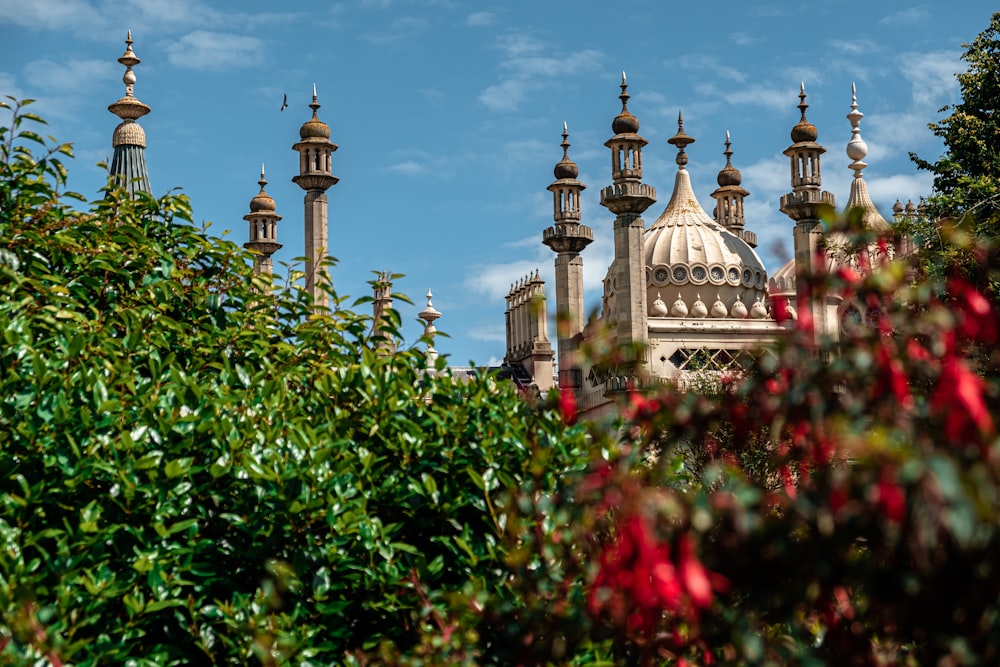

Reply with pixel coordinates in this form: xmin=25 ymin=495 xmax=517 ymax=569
xmin=292 ymin=84 xmax=339 ymax=312
xmin=844 ymin=84 xmax=889 ymax=231
xmin=107 ymin=31 xmax=151 ymax=198
xmin=710 ymin=131 xmax=755 ymax=247
xmin=243 ymin=164 xmax=283 ymax=277
xmin=418 ymin=289 xmax=442 ymax=363
xmin=542 ymin=123 xmax=593 ymax=390
xmin=779 ymin=83 xmax=835 ymax=341
xmin=600 ymin=73 xmax=656 ymax=363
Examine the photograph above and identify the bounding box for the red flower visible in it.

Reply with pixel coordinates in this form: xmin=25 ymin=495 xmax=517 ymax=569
xmin=558 ymin=387 xmax=577 ymax=424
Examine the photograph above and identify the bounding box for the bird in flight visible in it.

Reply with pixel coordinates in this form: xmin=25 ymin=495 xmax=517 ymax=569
xmin=280 ymin=94 xmax=288 ymax=112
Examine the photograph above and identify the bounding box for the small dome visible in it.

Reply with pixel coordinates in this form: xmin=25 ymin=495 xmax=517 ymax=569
xmin=790 ymin=84 xmax=818 ymax=143
xmin=710 ymin=295 xmax=728 ymax=318
xmin=691 ymin=294 xmax=708 ymax=318
xmin=300 ymin=115 xmax=330 ymax=139
xmin=750 ymin=298 xmax=768 ymax=319
xmin=717 ymin=162 xmax=742 ymax=187
xmin=731 ymin=295 xmax=748 ymax=319
xmin=249 ymin=190 xmax=276 ymax=213
xmin=650 ymin=293 xmax=668 ymax=317
xmin=554 ymin=156 xmax=579 ymax=180
xmin=670 ymin=294 xmax=688 ymax=317
xmin=612 ymin=110 xmax=639 ymax=135
xmin=791 ymin=118 xmax=818 ymax=144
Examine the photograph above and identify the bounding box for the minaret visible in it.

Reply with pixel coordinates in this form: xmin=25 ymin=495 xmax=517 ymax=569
xmin=292 ymin=85 xmax=339 ymax=311
xmin=599 ymin=73 xmax=656 ymax=360
xmin=779 ymin=84 xmax=835 ymax=340
xmin=542 ymin=123 xmax=594 ymax=390
xmin=711 ymin=131 xmax=756 ymax=247
xmin=107 ymin=31 xmax=151 ymax=198
xmin=243 ymin=165 xmax=283 ymax=277
xmin=371 ymin=271 xmax=396 ymax=355
xmin=418 ymin=289 xmax=442 ymax=364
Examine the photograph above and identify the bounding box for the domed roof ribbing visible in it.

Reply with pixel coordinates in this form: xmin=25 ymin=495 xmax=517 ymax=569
xmin=299 ymin=84 xmax=331 ymax=139
xmin=645 ymin=116 xmax=766 ymax=280
xmin=553 ymin=122 xmax=579 ymax=179
xmin=790 ymin=83 xmax=818 ymax=143
xmin=611 ymin=72 xmax=640 ymax=135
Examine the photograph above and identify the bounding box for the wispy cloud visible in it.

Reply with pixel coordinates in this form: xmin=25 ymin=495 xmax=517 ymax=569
xmin=362 ymin=15 xmax=430 ymax=45
xmin=897 ymin=50 xmax=960 ymax=109
xmin=466 ymin=11 xmax=496 ymax=27
xmin=879 ymin=6 xmax=930 ymax=26
xmin=730 ymin=31 xmax=765 ymax=47
xmin=165 ymin=31 xmax=264 ymax=70
xmin=0 ymin=0 xmax=103 ymax=30
xmin=23 ymin=58 xmax=116 ymax=94
xmin=668 ymin=53 xmax=746 ymax=83
xmin=479 ymin=34 xmax=603 ymax=112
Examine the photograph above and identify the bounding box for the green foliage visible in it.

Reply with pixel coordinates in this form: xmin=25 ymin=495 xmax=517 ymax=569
xmin=0 ymin=100 xmax=593 ymax=665
xmin=910 ymin=12 xmax=1000 ymax=298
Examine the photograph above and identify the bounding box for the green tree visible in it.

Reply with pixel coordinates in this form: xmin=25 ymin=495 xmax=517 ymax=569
xmin=0 ymin=98 xmax=594 ymax=666
xmin=911 ymin=11 xmax=1000 ymax=296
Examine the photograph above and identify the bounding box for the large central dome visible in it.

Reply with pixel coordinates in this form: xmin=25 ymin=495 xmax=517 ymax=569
xmin=643 ymin=167 xmax=768 ymax=319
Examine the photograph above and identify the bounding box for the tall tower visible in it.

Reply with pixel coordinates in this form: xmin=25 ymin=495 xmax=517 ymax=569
xmin=600 ymin=73 xmax=656 ymax=360
xmin=371 ymin=271 xmax=396 ymax=355
xmin=243 ymin=165 xmax=283 ymax=277
xmin=710 ymin=131 xmax=756 ymax=248
xmin=779 ymin=84 xmax=834 ymax=340
xmin=107 ymin=31 xmax=151 ymax=198
xmin=542 ymin=123 xmax=593 ymax=390
xmin=292 ymin=85 xmax=338 ymax=311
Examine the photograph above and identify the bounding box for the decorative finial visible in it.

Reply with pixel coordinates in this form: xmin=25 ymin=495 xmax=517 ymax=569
xmin=846 ymin=82 xmax=867 ymax=177
xmin=724 ymin=130 xmax=733 ymax=166
xmin=561 ymin=122 xmax=570 ymax=155
xmin=258 ymin=163 xmax=267 ymax=190
xmin=667 ymin=110 xmax=695 ymax=168
xmin=310 ymin=83 xmax=320 ymax=117
xmin=619 ymin=71 xmax=630 ymax=110
xmin=798 ymin=82 xmax=808 ymax=120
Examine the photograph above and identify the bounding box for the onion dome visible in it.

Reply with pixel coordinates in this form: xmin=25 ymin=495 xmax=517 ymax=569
xmin=690 ymin=294 xmax=708 ymax=318
xmin=248 ymin=165 xmax=277 ymax=212
xmin=790 ymin=83 xmax=818 ymax=143
xmin=670 ymin=294 xmax=688 ymax=317
xmin=905 ymin=200 xmax=916 ymax=215
xmin=299 ymin=84 xmax=331 ymax=139
xmin=650 ymin=292 xmax=668 ymax=317
xmin=716 ymin=131 xmax=742 ymax=187
xmin=611 ymin=72 xmax=640 ymax=135
xmin=644 ymin=113 xmax=768 ymax=318
xmin=750 ymin=298 xmax=768 ymax=319
xmin=553 ymin=122 xmax=579 ymax=179
xmin=731 ymin=294 xmax=748 ymax=319
xmin=784 ymin=302 xmax=798 ymax=321
xmin=893 ymin=199 xmax=904 ymax=217
xmin=710 ymin=295 xmax=728 ymax=318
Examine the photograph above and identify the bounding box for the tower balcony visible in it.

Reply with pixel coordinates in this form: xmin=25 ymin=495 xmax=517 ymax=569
xmin=543 ymin=224 xmax=594 ymax=254
xmin=779 ymin=189 xmax=835 ymax=222
xmin=600 ymin=182 xmax=656 ymax=215
xmin=292 ymin=173 xmax=339 ymax=192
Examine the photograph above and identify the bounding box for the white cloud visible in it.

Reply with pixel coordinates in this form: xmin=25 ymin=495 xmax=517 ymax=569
xmin=879 ymin=6 xmax=930 ymax=26
xmin=23 ymin=59 xmax=116 ymax=95
xmin=730 ymin=31 xmax=765 ymax=47
xmin=466 ymin=11 xmax=496 ymax=27
xmin=165 ymin=31 xmax=264 ymax=70
xmin=479 ymin=35 xmax=603 ymax=112
xmin=897 ymin=50 xmax=961 ymax=110
xmin=0 ymin=0 xmax=103 ymax=30
xmin=668 ymin=53 xmax=746 ymax=83
xmin=388 ymin=160 xmax=426 ymax=175
xmin=362 ymin=15 xmax=430 ymax=45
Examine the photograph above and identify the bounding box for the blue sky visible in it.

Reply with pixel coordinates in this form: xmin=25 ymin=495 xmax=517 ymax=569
xmin=0 ymin=1 xmax=991 ymax=366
